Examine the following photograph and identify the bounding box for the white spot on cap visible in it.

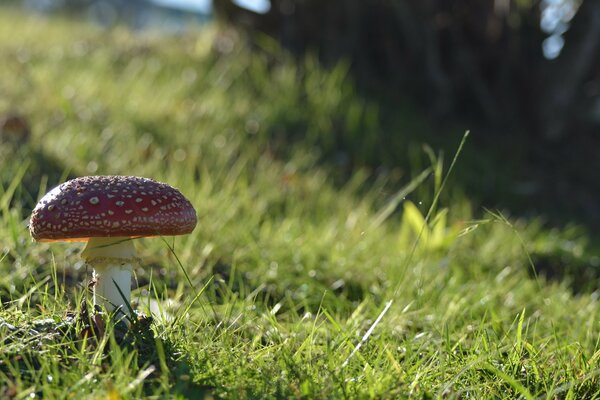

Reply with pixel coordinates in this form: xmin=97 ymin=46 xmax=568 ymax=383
xmin=116 ymin=201 xmax=124 ymax=206
xmin=141 ymin=207 xmax=149 ymax=212
xmin=107 ymin=210 xmax=114 ymax=215
xmin=89 ymin=197 xmax=100 ymax=205
xmin=135 ymin=198 xmax=142 ymax=203
xmin=125 ymin=210 xmax=133 ymax=214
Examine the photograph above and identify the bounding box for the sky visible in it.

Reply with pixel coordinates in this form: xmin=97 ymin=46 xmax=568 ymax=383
xmin=150 ymin=0 xmax=212 ymax=14
xmin=148 ymin=0 xmax=271 ymax=14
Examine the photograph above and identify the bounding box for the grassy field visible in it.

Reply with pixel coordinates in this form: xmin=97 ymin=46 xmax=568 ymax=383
xmin=1 ymin=8 xmax=599 ymax=399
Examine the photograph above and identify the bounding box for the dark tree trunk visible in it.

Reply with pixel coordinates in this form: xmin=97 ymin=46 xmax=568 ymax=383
xmin=214 ymin=0 xmax=597 ymax=141
xmin=539 ymin=0 xmax=600 ymax=141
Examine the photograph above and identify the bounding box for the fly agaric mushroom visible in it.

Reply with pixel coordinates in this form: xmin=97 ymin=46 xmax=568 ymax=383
xmin=29 ymin=176 xmax=197 ymax=317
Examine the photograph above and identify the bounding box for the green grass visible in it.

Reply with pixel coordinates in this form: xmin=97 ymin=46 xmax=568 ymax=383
xmin=1 ymin=7 xmax=599 ymax=399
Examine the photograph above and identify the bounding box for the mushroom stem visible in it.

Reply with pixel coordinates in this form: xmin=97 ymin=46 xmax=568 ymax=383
xmin=81 ymin=237 xmax=139 ymax=317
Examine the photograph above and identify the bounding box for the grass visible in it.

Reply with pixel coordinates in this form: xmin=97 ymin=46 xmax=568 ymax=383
xmin=1 ymin=7 xmax=599 ymax=399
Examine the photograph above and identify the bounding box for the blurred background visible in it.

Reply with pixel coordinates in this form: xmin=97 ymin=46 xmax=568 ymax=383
xmin=2 ymin=0 xmax=600 ymax=234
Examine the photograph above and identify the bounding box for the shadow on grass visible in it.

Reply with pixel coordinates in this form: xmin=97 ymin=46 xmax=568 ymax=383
xmin=529 ymin=250 xmax=600 ymax=295
xmin=0 ymin=312 xmax=214 ymax=398
xmin=117 ymin=315 xmax=214 ymax=398
xmin=1 ymin=145 xmax=78 ymax=212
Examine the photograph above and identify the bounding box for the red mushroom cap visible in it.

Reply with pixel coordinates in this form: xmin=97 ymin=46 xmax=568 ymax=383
xmin=29 ymin=176 xmax=197 ymax=242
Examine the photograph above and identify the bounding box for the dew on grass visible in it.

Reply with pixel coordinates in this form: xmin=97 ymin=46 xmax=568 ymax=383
xmin=16 ymin=47 xmax=30 ymax=63
xmin=86 ymin=161 xmax=98 ymax=173
xmin=213 ymin=134 xmax=226 ymax=149
xmin=331 ymin=279 xmax=345 ymax=290
xmin=245 ymin=119 xmax=260 ymax=135
xmin=174 ymin=148 xmax=187 ymax=162
xmin=302 ymin=312 xmax=313 ymax=320
xmin=182 ymin=67 xmax=197 ymax=84
xmin=62 ymin=85 xmax=76 ymax=100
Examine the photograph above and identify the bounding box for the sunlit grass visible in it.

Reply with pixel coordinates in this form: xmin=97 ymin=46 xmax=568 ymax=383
xmin=0 ymin=6 xmax=599 ymax=398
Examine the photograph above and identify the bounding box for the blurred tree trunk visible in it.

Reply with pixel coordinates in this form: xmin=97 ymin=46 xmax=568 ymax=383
xmin=214 ymin=0 xmax=598 ymax=141
xmin=540 ymin=0 xmax=600 ymax=141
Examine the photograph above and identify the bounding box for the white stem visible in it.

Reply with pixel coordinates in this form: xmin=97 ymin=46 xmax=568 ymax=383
xmin=81 ymin=237 xmax=139 ymax=317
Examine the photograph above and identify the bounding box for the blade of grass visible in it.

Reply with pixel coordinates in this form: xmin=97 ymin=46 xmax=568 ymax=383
xmin=482 ymin=362 xmax=535 ymax=400
xmin=369 ymin=168 xmax=431 ymax=230
xmin=393 ymin=130 xmax=470 ymax=296
xmin=160 ymin=237 xmax=196 ymax=296
xmin=341 ymin=300 xmax=393 ymax=368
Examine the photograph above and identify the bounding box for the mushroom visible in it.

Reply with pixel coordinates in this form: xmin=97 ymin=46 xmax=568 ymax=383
xmin=29 ymin=176 xmax=197 ymax=318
